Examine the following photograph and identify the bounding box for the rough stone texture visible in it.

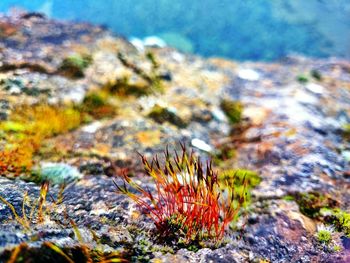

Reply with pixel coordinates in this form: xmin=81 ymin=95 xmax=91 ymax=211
xmin=0 ymin=11 xmax=350 ymax=262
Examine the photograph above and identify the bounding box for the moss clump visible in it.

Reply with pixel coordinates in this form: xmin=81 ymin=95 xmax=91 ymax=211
xmin=0 ymin=104 xmax=84 ymax=177
xmin=333 ymin=245 xmax=341 ymax=252
xmin=295 ymin=192 xmax=338 ymax=219
xmin=311 ymin=70 xmax=322 ymax=81
xmin=59 ymin=53 xmax=92 ymax=78
xmin=219 ymin=169 xmax=261 ymax=189
xmin=218 ymin=169 xmax=261 ymax=206
xmin=105 ymin=76 xmax=151 ymax=97
xmin=317 ymin=229 xmax=332 ymax=244
xmin=212 ymin=147 xmax=236 ymax=167
xmin=220 ymin=99 xmax=243 ymax=125
xmin=81 ymin=91 xmax=117 ymax=119
xmin=147 ymin=104 xmax=187 ymax=128
xmin=332 ymin=209 xmax=350 ymax=237
xmin=0 ymin=121 xmax=26 ymax=133
xmin=295 ymin=192 xmax=338 ymax=218
xmin=296 ymin=74 xmax=309 ymax=84
xmin=7 ymin=104 xmax=83 ymax=138
xmin=343 ymin=124 xmax=350 ymax=139
xmin=283 ymin=195 xmax=295 ymax=201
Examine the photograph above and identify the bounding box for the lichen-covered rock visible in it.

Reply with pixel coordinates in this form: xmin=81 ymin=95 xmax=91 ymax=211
xmin=0 ymin=11 xmax=350 ymax=263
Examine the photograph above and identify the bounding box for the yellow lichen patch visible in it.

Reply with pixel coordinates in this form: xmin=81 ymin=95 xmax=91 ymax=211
xmin=0 ymin=104 xmax=85 ymax=177
xmin=91 ymin=143 xmax=112 ymax=157
xmin=136 ymin=130 xmax=162 ymax=147
xmin=6 ymin=104 xmax=83 ymax=139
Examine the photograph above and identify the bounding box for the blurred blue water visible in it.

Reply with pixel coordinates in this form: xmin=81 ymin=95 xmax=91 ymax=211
xmin=0 ymin=0 xmax=349 ymax=61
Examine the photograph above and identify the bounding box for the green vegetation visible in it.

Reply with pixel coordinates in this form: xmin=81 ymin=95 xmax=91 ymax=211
xmin=117 ymin=51 xmax=164 ymax=94
xmin=295 ymin=192 xmax=337 ymax=218
xmin=311 ymin=70 xmax=322 ymax=81
xmin=296 ymin=74 xmax=309 ymax=84
xmin=219 ymin=169 xmax=261 ymax=189
xmin=343 ymin=123 xmax=350 ymax=139
xmin=147 ymin=104 xmax=187 ymax=128
xmin=220 ymin=99 xmax=243 ymax=125
xmin=283 ymin=195 xmax=295 ymax=201
xmin=218 ymin=169 xmax=260 ymax=206
xmin=294 ymin=192 xmax=350 ymax=241
xmin=59 ymin=53 xmax=92 ymax=78
xmin=81 ymin=91 xmax=117 ymax=119
xmin=0 ymin=104 xmax=85 ymax=177
xmin=104 ymin=76 xmax=151 ymax=97
xmin=332 ymin=209 xmax=350 ymax=237
xmin=0 ymin=84 xmax=121 ymax=179
xmin=317 ymin=229 xmax=332 ymax=244
xmin=333 ymin=245 xmax=341 ymax=252
xmin=212 ymin=147 xmax=236 ymax=167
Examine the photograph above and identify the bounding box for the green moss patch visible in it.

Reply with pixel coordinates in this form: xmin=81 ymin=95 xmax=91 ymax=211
xmin=220 ymin=99 xmax=243 ymax=125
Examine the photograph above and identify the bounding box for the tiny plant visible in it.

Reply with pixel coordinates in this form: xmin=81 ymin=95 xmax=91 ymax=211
xmin=59 ymin=53 xmax=92 ymax=78
xmin=4 ymin=242 xmax=126 ymax=263
xmin=117 ymin=51 xmax=164 ymax=93
xmin=296 ymin=74 xmax=309 ymax=84
xmin=0 ymin=182 xmax=64 ymax=230
xmin=115 ymin=145 xmax=249 ymax=244
xmin=332 ymin=209 xmax=350 ymax=237
xmin=317 ymin=229 xmax=332 ymax=244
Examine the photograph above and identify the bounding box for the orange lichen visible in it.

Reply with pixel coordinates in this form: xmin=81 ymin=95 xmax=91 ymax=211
xmin=0 ymin=104 xmax=84 ymax=177
xmin=0 ymin=139 xmax=34 ymax=176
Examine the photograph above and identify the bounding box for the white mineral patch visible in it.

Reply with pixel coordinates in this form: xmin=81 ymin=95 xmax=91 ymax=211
xmin=211 ymin=107 xmax=227 ymax=122
xmin=306 ymin=83 xmax=325 ymax=95
xmin=82 ymin=121 xmax=103 ymax=133
xmin=64 ymin=89 xmax=85 ymax=103
xmin=171 ymin=51 xmax=185 ymax=62
xmin=191 ymin=138 xmax=213 ymax=152
xmin=237 ymin=68 xmax=260 ymax=81
xmin=294 ymin=89 xmax=318 ymax=104
xmin=342 ymin=151 xmax=350 ymax=162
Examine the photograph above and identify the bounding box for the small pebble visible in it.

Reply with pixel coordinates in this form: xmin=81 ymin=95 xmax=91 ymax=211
xmin=237 ymin=68 xmax=260 ymax=81
xmin=191 ymin=138 xmax=213 ymax=152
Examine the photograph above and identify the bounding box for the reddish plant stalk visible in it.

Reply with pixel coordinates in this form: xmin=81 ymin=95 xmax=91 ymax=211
xmin=116 ymin=145 xmax=248 ymax=242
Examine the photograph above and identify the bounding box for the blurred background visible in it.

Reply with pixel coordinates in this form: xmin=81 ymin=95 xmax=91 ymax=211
xmin=0 ymin=0 xmax=349 ymax=61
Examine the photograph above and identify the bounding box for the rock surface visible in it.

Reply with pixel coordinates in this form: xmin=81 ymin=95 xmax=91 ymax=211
xmin=0 ymin=11 xmax=350 ymax=262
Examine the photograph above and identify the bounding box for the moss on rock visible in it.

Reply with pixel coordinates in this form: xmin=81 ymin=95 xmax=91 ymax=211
xmin=58 ymin=53 xmax=92 ymax=78
xmin=147 ymin=104 xmax=188 ymax=128
xmin=220 ymin=99 xmax=243 ymax=125
xmin=295 ymin=192 xmax=338 ymax=219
